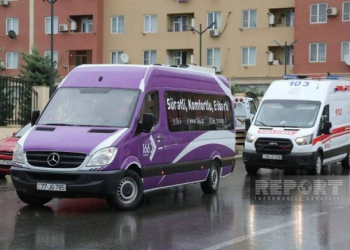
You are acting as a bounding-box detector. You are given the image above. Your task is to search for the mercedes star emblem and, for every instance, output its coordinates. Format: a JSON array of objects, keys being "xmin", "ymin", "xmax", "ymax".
[{"xmin": 47, "ymin": 153, "xmax": 60, "ymax": 167}]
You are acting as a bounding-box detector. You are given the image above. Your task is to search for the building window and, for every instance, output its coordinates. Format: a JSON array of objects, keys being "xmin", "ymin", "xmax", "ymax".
[
  {"xmin": 285, "ymin": 10, "xmax": 295, "ymax": 27},
  {"xmin": 82, "ymin": 18, "xmax": 93, "ymax": 33},
  {"xmin": 343, "ymin": 2, "xmax": 350, "ymax": 21},
  {"xmin": 206, "ymin": 48, "xmax": 221, "ymax": 69},
  {"xmin": 310, "ymin": 3, "xmax": 327, "ymax": 24},
  {"xmin": 111, "ymin": 16, "xmax": 124, "ymax": 34},
  {"xmin": 144, "ymin": 15, "xmax": 157, "ymax": 33},
  {"xmin": 45, "ymin": 51, "xmax": 58, "ymax": 68},
  {"xmin": 172, "ymin": 51, "xmax": 187, "ymax": 65},
  {"xmin": 309, "ymin": 43, "xmax": 326, "ymax": 62},
  {"xmin": 173, "ymin": 15, "xmax": 188, "ymax": 32},
  {"xmin": 111, "ymin": 51, "xmax": 124, "ymax": 64},
  {"xmin": 342, "ymin": 42, "xmax": 350, "ymax": 61},
  {"xmin": 242, "ymin": 10, "xmax": 257, "ymax": 28},
  {"xmin": 45, "ymin": 16, "xmax": 58, "ymax": 34},
  {"xmin": 207, "ymin": 12, "xmax": 222, "ymax": 29},
  {"xmin": 6, "ymin": 18, "xmax": 19, "ymax": 35},
  {"xmin": 241, "ymin": 47, "xmax": 257, "ymax": 66},
  {"xmin": 6, "ymin": 52, "xmax": 18, "ymax": 69},
  {"xmin": 143, "ymin": 50, "xmax": 157, "ymax": 65}
]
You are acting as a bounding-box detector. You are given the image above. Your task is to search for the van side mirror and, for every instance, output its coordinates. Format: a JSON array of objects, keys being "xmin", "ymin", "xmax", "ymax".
[
  {"xmin": 245, "ymin": 118, "xmax": 251, "ymax": 131},
  {"xmin": 141, "ymin": 113, "xmax": 154, "ymax": 133},
  {"xmin": 322, "ymin": 121, "xmax": 332, "ymax": 135},
  {"xmin": 31, "ymin": 110, "xmax": 40, "ymax": 126}
]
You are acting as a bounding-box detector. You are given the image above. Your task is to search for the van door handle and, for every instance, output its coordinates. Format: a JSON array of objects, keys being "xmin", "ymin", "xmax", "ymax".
[{"xmin": 156, "ymin": 135, "xmax": 163, "ymax": 142}]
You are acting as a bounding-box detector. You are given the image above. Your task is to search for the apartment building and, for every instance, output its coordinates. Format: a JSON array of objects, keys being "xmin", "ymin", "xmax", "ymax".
[
  {"xmin": 0, "ymin": 0, "xmax": 104, "ymax": 77},
  {"xmin": 103, "ymin": 0, "xmax": 295, "ymax": 92},
  {"xmin": 294, "ymin": 0, "xmax": 350, "ymax": 76}
]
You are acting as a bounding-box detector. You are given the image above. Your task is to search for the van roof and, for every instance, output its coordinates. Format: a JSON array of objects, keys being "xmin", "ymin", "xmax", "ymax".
[
  {"xmin": 59, "ymin": 64, "xmax": 231, "ymax": 94},
  {"xmin": 263, "ymin": 79, "xmax": 350, "ymax": 102}
]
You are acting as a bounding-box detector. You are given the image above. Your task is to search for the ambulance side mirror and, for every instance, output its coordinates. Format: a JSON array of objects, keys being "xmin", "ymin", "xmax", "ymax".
[{"xmin": 322, "ymin": 121, "xmax": 332, "ymax": 135}]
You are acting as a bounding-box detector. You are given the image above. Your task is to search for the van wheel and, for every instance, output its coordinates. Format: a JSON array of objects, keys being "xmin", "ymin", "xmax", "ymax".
[
  {"xmin": 309, "ymin": 153, "xmax": 323, "ymax": 175},
  {"xmin": 106, "ymin": 170, "xmax": 143, "ymax": 210},
  {"xmin": 201, "ymin": 161, "xmax": 220, "ymax": 193},
  {"xmin": 341, "ymin": 150, "xmax": 350, "ymax": 169},
  {"xmin": 245, "ymin": 165, "xmax": 259, "ymax": 175},
  {"xmin": 16, "ymin": 191, "xmax": 52, "ymax": 206}
]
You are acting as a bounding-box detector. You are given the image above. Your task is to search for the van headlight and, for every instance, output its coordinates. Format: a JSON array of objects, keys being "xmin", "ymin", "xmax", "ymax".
[
  {"xmin": 295, "ymin": 135, "xmax": 313, "ymax": 146},
  {"xmin": 13, "ymin": 144, "xmax": 25, "ymax": 164},
  {"xmin": 87, "ymin": 147, "xmax": 118, "ymax": 167},
  {"xmin": 246, "ymin": 133, "xmax": 255, "ymax": 143}
]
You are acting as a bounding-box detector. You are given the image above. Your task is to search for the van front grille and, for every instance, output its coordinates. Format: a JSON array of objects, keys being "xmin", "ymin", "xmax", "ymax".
[
  {"xmin": 0, "ymin": 151, "xmax": 13, "ymax": 156},
  {"xmin": 255, "ymin": 138, "xmax": 293, "ymax": 155},
  {"xmin": 26, "ymin": 151, "xmax": 86, "ymax": 168}
]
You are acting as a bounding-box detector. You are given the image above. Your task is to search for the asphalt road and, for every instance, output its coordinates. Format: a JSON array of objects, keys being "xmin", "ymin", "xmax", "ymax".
[{"xmin": 1, "ymin": 159, "xmax": 350, "ymax": 250}]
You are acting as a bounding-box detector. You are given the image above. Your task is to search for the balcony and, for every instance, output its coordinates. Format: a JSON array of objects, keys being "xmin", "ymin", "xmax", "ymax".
[
  {"xmin": 267, "ymin": 46, "xmax": 294, "ymax": 75},
  {"xmin": 268, "ymin": 8, "xmax": 295, "ymax": 28},
  {"xmin": 66, "ymin": 15, "xmax": 94, "ymax": 33},
  {"xmin": 166, "ymin": 49, "xmax": 194, "ymax": 65},
  {"xmin": 167, "ymin": 13, "xmax": 194, "ymax": 33}
]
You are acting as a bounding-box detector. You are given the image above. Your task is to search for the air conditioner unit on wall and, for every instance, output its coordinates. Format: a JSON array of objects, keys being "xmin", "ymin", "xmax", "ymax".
[
  {"xmin": 327, "ymin": 7, "xmax": 337, "ymax": 16},
  {"xmin": 267, "ymin": 51, "xmax": 274, "ymax": 63},
  {"xmin": 1, "ymin": 0, "xmax": 9, "ymax": 6},
  {"xmin": 59, "ymin": 24, "xmax": 69, "ymax": 32},
  {"xmin": 0, "ymin": 62, "xmax": 5, "ymax": 70},
  {"xmin": 210, "ymin": 29, "xmax": 220, "ymax": 37},
  {"xmin": 268, "ymin": 14, "xmax": 275, "ymax": 25}
]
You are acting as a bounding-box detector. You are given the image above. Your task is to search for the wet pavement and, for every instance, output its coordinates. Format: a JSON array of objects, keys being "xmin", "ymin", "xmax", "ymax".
[{"xmin": 1, "ymin": 159, "xmax": 350, "ymax": 250}]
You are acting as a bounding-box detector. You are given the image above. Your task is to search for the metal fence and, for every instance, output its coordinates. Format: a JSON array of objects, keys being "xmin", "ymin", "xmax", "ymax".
[{"xmin": 0, "ymin": 76, "xmax": 38, "ymax": 126}]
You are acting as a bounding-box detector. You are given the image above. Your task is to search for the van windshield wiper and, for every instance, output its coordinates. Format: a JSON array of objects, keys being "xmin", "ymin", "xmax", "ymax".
[
  {"xmin": 42, "ymin": 123, "xmax": 74, "ymax": 126},
  {"xmin": 255, "ymin": 120, "xmax": 270, "ymax": 126},
  {"xmin": 274, "ymin": 125, "xmax": 299, "ymax": 128}
]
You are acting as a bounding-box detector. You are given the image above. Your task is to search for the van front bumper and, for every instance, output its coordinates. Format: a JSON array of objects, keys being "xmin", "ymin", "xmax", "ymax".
[
  {"xmin": 11, "ymin": 167, "xmax": 125, "ymax": 198},
  {"xmin": 243, "ymin": 149, "xmax": 317, "ymax": 170}
]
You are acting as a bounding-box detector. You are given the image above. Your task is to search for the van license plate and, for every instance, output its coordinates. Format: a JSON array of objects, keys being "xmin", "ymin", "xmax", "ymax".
[
  {"xmin": 262, "ymin": 154, "xmax": 282, "ymax": 160},
  {"xmin": 37, "ymin": 183, "xmax": 66, "ymax": 192},
  {"xmin": 0, "ymin": 160, "xmax": 12, "ymax": 165}
]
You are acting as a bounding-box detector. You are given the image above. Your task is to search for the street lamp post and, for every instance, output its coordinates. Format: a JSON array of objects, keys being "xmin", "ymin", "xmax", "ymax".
[
  {"xmin": 191, "ymin": 22, "xmax": 216, "ymax": 66},
  {"xmin": 273, "ymin": 39, "xmax": 299, "ymax": 76},
  {"xmin": 47, "ymin": 0, "xmax": 57, "ymax": 97}
]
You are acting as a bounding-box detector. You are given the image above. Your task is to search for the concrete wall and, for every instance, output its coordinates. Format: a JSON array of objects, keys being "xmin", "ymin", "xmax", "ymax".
[
  {"xmin": 0, "ymin": 127, "xmax": 20, "ymax": 140},
  {"xmin": 33, "ymin": 86, "xmax": 50, "ymax": 111}
]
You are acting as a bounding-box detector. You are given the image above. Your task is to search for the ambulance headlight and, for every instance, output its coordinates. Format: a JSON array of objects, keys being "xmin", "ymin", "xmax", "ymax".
[
  {"xmin": 246, "ymin": 133, "xmax": 255, "ymax": 143},
  {"xmin": 13, "ymin": 144, "xmax": 25, "ymax": 164},
  {"xmin": 87, "ymin": 147, "xmax": 118, "ymax": 167},
  {"xmin": 295, "ymin": 135, "xmax": 313, "ymax": 146}
]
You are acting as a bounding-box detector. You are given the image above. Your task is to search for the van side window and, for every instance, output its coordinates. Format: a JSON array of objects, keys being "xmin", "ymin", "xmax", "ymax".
[
  {"xmin": 318, "ymin": 105, "xmax": 329, "ymax": 135},
  {"xmin": 249, "ymin": 101, "xmax": 257, "ymax": 115},
  {"xmin": 141, "ymin": 91, "xmax": 159, "ymax": 125},
  {"xmin": 165, "ymin": 91, "xmax": 233, "ymax": 132}
]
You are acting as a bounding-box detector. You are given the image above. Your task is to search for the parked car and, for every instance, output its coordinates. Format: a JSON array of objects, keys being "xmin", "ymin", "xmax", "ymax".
[
  {"xmin": 244, "ymin": 75, "xmax": 350, "ymax": 175},
  {"xmin": 0, "ymin": 124, "xmax": 31, "ymax": 178},
  {"xmin": 11, "ymin": 65, "xmax": 236, "ymax": 210}
]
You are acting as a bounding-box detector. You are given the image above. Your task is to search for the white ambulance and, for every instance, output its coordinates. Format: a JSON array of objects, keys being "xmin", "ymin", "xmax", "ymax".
[
  {"xmin": 243, "ymin": 75, "xmax": 350, "ymax": 175},
  {"xmin": 234, "ymin": 95, "xmax": 258, "ymax": 132}
]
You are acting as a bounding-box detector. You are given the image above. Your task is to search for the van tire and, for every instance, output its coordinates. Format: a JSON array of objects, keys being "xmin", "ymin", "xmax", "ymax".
[
  {"xmin": 245, "ymin": 165, "xmax": 259, "ymax": 175},
  {"xmin": 106, "ymin": 170, "xmax": 143, "ymax": 210},
  {"xmin": 308, "ymin": 153, "xmax": 323, "ymax": 175},
  {"xmin": 341, "ymin": 151, "xmax": 350, "ymax": 169},
  {"xmin": 16, "ymin": 191, "xmax": 52, "ymax": 206},
  {"xmin": 201, "ymin": 161, "xmax": 220, "ymax": 193}
]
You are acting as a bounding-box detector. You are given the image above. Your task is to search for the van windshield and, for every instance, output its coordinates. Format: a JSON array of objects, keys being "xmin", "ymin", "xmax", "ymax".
[
  {"xmin": 38, "ymin": 88, "xmax": 139, "ymax": 127},
  {"xmin": 254, "ymin": 100, "xmax": 321, "ymax": 128}
]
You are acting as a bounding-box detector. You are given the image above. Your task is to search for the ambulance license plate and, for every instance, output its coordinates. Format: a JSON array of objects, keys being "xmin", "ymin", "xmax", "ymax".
[
  {"xmin": 262, "ymin": 154, "xmax": 282, "ymax": 160},
  {"xmin": 37, "ymin": 183, "xmax": 66, "ymax": 192},
  {"xmin": 0, "ymin": 160, "xmax": 12, "ymax": 165}
]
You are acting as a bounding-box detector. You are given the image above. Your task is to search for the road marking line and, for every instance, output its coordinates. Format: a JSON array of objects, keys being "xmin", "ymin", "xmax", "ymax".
[{"xmin": 202, "ymin": 211, "xmax": 328, "ymax": 250}]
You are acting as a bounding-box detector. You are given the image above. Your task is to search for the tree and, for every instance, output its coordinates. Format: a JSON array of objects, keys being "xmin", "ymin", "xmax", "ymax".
[{"xmin": 19, "ymin": 47, "xmax": 59, "ymax": 86}]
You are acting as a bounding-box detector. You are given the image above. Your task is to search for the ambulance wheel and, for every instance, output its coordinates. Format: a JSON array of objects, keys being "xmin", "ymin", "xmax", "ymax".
[
  {"xmin": 341, "ymin": 150, "xmax": 350, "ymax": 169},
  {"xmin": 245, "ymin": 165, "xmax": 259, "ymax": 175},
  {"xmin": 201, "ymin": 161, "xmax": 220, "ymax": 193},
  {"xmin": 106, "ymin": 170, "xmax": 143, "ymax": 210},
  {"xmin": 17, "ymin": 191, "xmax": 52, "ymax": 207},
  {"xmin": 309, "ymin": 153, "xmax": 323, "ymax": 175}
]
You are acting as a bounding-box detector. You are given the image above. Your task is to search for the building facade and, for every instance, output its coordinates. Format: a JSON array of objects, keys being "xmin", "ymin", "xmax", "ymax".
[
  {"xmin": 0, "ymin": 0, "xmax": 104, "ymax": 77},
  {"xmin": 103, "ymin": 0, "xmax": 295, "ymax": 92},
  {"xmin": 294, "ymin": 0, "xmax": 350, "ymax": 77}
]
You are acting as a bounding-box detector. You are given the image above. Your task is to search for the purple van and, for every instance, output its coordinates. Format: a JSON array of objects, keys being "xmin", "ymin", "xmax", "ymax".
[{"xmin": 11, "ymin": 65, "xmax": 236, "ymax": 210}]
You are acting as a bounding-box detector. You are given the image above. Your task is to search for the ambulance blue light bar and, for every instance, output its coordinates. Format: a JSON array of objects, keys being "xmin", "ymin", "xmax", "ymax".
[{"xmin": 284, "ymin": 74, "xmax": 343, "ymax": 80}]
